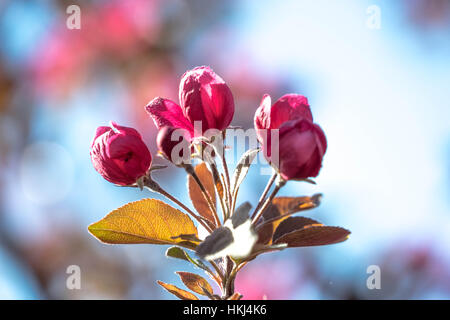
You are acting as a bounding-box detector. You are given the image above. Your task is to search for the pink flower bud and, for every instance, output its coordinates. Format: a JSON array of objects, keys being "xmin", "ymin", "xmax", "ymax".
[
  {"xmin": 156, "ymin": 126, "xmax": 192, "ymax": 166},
  {"xmin": 254, "ymin": 94, "xmax": 312, "ymax": 148},
  {"xmin": 254, "ymin": 94, "xmax": 327, "ymax": 180},
  {"xmin": 90, "ymin": 122, "xmax": 152, "ymax": 186},
  {"xmin": 179, "ymin": 66, "xmax": 234, "ymax": 132},
  {"xmin": 277, "ymin": 119, "xmax": 327, "ymax": 180},
  {"xmin": 146, "ymin": 66, "xmax": 235, "ymax": 165}
]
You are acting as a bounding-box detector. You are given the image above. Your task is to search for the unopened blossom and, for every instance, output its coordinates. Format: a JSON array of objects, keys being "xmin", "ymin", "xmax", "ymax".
[
  {"xmin": 156, "ymin": 126, "xmax": 192, "ymax": 165},
  {"xmin": 146, "ymin": 66, "xmax": 234, "ymax": 163},
  {"xmin": 277, "ymin": 118, "xmax": 327, "ymax": 180},
  {"xmin": 90, "ymin": 122, "xmax": 152, "ymax": 185},
  {"xmin": 179, "ymin": 66, "xmax": 234, "ymax": 132},
  {"xmin": 254, "ymin": 94, "xmax": 327, "ymax": 180}
]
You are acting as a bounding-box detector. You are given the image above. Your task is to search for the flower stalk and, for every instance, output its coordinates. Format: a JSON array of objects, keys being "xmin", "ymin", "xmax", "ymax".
[
  {"xmin": 251, "ymin": 170, "xmax": 277, "ymax": 219},
  {"xmin": 252, "ymin": 175, "xmax": 286, "ymax": 224}
]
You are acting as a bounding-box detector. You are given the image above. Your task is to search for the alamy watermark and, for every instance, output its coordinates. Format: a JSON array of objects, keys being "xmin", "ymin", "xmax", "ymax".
[
  {"xmin": 66, "ymin": 5, "xmax": 81, "ymax": 30},
  {"xmin": 366, "ymin": 5, "xmax": 381, "ymax": 30},
  {"xmin": 66, "ymin": 265, "xmax": 81, "ymax": 290},
  {"xmin": 366, "ymin": 265, "xmax": 381, "ymax": 290},
  {"xmin": 165, "ymin": 122, "xmax": 279, "ymax": 176}
]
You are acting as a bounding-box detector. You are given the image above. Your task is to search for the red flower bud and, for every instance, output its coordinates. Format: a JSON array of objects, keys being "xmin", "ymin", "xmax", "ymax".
[
  {"xmin": 146, "ymin": 66, "xmax": 234, "ymax": 165},
  {"xmin": 179, "ymin": 66, "xmax": 234, "ymax": 132},
  {"xmin": 254, "ymin": 94, "xmax": 312, "ymax": 145},
  {"xmin": 156, "ymin": 126, "xmax": 192, "ymax": 166},
  {"xmin": 254, "ymin": 94, "xmax": 327, "ymax": 180},
  {"xmin": 90, "ymin": 122, "xmax": 152, "ymax": 186},
  {"xmin": 277, "ymin": 119, "xmax": 327, "ymax": 180}
]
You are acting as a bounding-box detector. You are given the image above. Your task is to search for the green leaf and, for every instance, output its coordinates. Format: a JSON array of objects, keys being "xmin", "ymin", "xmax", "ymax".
[
  {"xmin": 88, "ymin": 199, "xmax": 199, "ymax": 249},
  {"xmin": 166, "ymin": 246, "xmax": 190, "ymax": 262},
  {"xmin": 166, "ymin": 246, "xmax": 213, "ymax": 273}
]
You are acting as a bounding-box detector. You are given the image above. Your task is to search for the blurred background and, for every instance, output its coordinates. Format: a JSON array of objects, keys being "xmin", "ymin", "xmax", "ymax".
[{"xmin": 0, "ymin": 0, "xmax": 449, "ymax": 299}]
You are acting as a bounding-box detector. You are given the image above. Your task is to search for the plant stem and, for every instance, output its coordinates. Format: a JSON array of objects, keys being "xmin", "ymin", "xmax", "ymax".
[
  {"xmin": 143, "ymin": 177, "xmax": 213, "ymax": 233},
  {"xmin": 210, "ymin": 261, "xmax": 224, "ymax": 282},
  {"xmin": 251, "ymin": 175, "xmax": 286, "ymax": 224},
  {"xmin": 231, "ymin": 186, "xmax": 239, "ymax": 217},
  {"xmin": 223, "ymin": 262, "xmax": 239, "ymax": 299},
  {"xmin": 250, "ymin": 171, "xmax": 277, "ymax": 219},
  {"xmin": 209, "ymin": 160, "xmax": 228, "ymax": 222},
  {"xmin": 220, "ymin": 132, "xmax": 232, "ymax": 217}
]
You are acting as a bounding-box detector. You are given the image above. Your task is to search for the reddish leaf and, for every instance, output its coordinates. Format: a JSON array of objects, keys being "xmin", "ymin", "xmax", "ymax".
[
  {"xmin": 188, "ymin": 162, "xmax": 217, "ymax": 226},
  {"xmin": 263, "ymin": 194, "xmax": 322, "ymax": 221},
  {"xmin": 273, "ymin": 225, "xmax": 350, "ymax": 247},
  {"xmin": 228, "ymin": 292, "xmax": 243, "ymax": 300},
  {"xmin": 176, "ymin": 272, "xmax": 213, "ymax": 296},
  {"xmin": 272, "ymin": 216, "xmax": 322, "ymax": 243},
  {"xmin": 256, "ymin": 223, "xmax": 275, "ymax": 245},
  {"xmin": 247, "ymin": 242, "xmax": 287, "ymax": 262},
  {"xmin": 256, "ymin": 194, "xmax": 322, "ymax": 245},
  {"xmin": 157, "ymin": 280, "xmax": 199, "ymax": 300},
  {"xmin": 212, "ymin": 166, "xmax": 225, "ymax": 201}
]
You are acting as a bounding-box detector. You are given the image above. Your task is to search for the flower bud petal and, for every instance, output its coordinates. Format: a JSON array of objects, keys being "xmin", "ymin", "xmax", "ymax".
[{"xmin": 145, "ymin": 97, "xmax": 194, "ymax": 133}]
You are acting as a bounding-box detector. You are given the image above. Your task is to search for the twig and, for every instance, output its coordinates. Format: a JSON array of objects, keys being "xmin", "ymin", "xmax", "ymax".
[
  {"xmin": 251, "ymin": 175, "xmax": 286, "ymax": 224},
  {"xmin": 250, "ymin": 171, "xmax": 277, "ymax": 218},
  {"xmin": 220, "ymin": 131, "xmax": 232, "ymax": 217}
]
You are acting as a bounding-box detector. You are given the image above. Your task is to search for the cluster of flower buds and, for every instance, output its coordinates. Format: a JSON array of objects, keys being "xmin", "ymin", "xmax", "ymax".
[{"xmin": 90, "ymin": 66, "xmax": 327, "ymax": 185}]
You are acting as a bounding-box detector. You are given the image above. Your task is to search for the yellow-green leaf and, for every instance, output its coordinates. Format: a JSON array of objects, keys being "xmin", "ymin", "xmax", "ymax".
[
  {"xmin": 157, "ymin": 280, "xmax": 199, "ymax": 300},
  {"xmin": 166, "ymin": 246, "xmax": 190, "ymax": 262},
  {"xmin": 88, "ymin": 199, "xmax": 199, "ymax": 249},
  {"xmin": 176, "ymin": 271, "xmax": 213, "ymax": 296}
]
